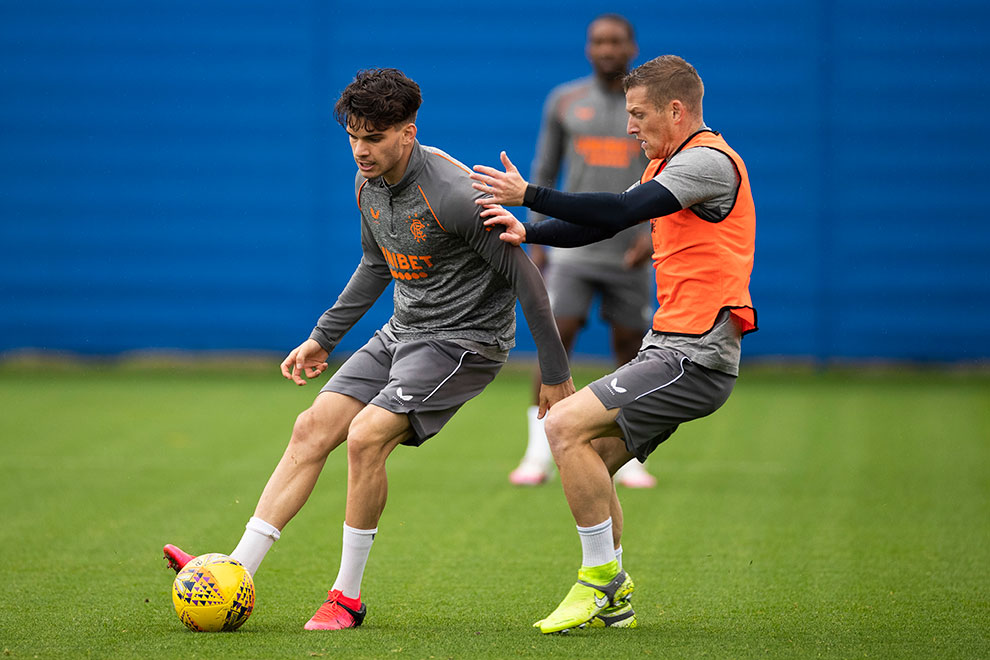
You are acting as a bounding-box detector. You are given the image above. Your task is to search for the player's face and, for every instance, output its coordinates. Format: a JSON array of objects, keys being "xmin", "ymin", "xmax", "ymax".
[
  {"xmin": 625, "ymin": 85, "xmax": 677, "ymax": 161},
  {"xmin": 347, "ymin": 119, "xmax": 416, "ymax": 183},
  {"xmin": 586, "ymin": 19, "xmax": 637, "ymax": 79}
]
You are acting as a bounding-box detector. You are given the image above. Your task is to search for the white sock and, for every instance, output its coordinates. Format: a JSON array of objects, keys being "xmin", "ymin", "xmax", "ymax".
[
  {"xmin": 615, "ymin": 545, "xmax": 624, "ymax": 571},
  {"xmin": 230, "ymin": 516, "xmax": 281, "ymax": 576},
  {"xmin": 331, "ymin": 523, "xmax": 378, "ymax": 600},
  {"xmin": 577, "ymin": 517, "xmax": 615, "ymax": 568},
  {"xmin": 521, "ymin": 405, "xmax": 552, "ymax": 468}
]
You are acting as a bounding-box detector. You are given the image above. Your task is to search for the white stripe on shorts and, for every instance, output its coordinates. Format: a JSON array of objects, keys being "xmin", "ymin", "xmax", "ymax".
[
  {"xmin": 421, "ymin": 350, "xmax": 477, "ymax": 402},
  {"xmin": 633, "ymin": 356, "xmax": 689, "ymax": 401}
]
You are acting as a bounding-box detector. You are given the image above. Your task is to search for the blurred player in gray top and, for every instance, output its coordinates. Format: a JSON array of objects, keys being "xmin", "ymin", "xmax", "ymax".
[
  {"xmin": 163, "ymin": 68, "xmax": 574, "ymax": 632},
  {"xmin": 511, "ymin": 14, "xmax": 657, "ymax": 489}
]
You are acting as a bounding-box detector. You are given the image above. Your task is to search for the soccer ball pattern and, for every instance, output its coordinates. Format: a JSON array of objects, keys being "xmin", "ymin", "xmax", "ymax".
[{"xmin": 172, "ymin": 553, "xmax": 255, "ymax": 632}]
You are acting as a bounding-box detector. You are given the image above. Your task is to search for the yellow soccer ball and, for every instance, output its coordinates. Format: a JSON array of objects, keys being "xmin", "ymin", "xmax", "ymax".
[{"xmin": 171, "ymin": 553, "xmax": 255, "ymax": 632}]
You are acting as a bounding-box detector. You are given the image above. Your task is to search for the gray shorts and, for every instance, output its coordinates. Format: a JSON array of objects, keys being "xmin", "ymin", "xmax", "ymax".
[
  {"xmin": 321, "ymin": 330, "xmax": 503, "ymax": 446},
  {"xmin": 588, "ymin": 347, "xmax": 736, "ymax": 461},
  {"xmin": 544, "ymin": 262, "xmax": 653, "ymax": 329}
]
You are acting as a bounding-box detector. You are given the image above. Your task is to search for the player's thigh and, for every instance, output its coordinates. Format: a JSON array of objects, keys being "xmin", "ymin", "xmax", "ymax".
[
  {"xmin": 544, "ymin": 387, "xmax": 622, "ymax": 446},
  {"xmin": 544, "ymin": 262, "xmax": 595, "ymax": 322}
]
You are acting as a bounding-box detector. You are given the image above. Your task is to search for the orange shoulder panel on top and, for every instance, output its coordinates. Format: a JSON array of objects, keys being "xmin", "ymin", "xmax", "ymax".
[
  {"xmin": 356, "ymin": 179, "xmax": 368, "ymax": 209},
  {"xmin": 554, "ymin": 83, "xmax": 591, "ymax": 121},
  {"xmin": 417, "ymin": 185, "xmax": 445, "ymax": 232},
  {"xmin": 426, "ymin": 150, "xmax": 471, "ymax": 174}
]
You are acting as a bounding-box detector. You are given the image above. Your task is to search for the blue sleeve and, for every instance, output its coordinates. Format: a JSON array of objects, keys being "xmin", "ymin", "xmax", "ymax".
[
  {"xmin": 520, "ymin": 179, "xmax": 681, "ymax": 248},
  {"xmin": 524, "ymin": 219, "xmax": 620, "ymax": 247},
  {"xmin": 525, "ymin": 179, "xmax": 682, "ymax": 231}
]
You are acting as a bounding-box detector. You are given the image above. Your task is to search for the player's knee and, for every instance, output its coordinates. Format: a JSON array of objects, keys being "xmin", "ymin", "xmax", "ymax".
[
  {"xmin": 345, "ymin": 417, "xmax": 389, "ymax": 465},
  {"xmin": 289, "ymin": 407, "xmax": 338, "ymax": 459},
  {"xmin": 543, "ymin": 405, "xmax": 582, "ymax": 455}
]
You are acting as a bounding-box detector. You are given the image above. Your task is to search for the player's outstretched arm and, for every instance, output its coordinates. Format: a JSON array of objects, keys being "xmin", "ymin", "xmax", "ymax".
[
  {"xmin": 470, "ymin": 151, "xmax": 528, "ymax": 206},
  {"xmin": 280, "ymin": 338, "xmax": 330, "ymax": 386},
  {"xmin": 480, "ymin": 203, "xmax": 620, "ymax": 250},
  {"xmin": 537, "ymin": 379, "xmax": 576, "ymax": 419},
  {"xmin": 477, "ymin": 152, "xmax": 682, "ymax": 234}
]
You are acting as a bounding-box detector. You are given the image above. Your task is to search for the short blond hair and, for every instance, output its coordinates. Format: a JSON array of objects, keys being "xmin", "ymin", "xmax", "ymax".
[{"xmin": 623, "ymin": 55, "xmax": 704, "ymax": 115}]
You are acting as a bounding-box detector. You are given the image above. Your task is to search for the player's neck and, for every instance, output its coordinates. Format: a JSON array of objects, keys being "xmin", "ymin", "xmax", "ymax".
[
  {"xmin": 383, "ymin": 145, "xmax": 415, "ymax": 186},
  {"xmin": 596, "ymin": 71, "xmax": 627, "ymax": 93},
  {"xmin": 665, "ymin": 122, "xmax": 708, "ymax": 160}
]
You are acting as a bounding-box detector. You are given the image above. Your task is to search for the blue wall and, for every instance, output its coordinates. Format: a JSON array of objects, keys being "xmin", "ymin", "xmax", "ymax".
[{"xmin": 2, "ymin": 1, "xmax": 988, "ymax": 361}]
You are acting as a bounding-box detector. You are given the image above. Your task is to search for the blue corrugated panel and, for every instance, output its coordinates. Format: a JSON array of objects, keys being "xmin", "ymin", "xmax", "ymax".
[{"xmin": 1, "ymin": 0, "xmax": 988, "ymax": 361}]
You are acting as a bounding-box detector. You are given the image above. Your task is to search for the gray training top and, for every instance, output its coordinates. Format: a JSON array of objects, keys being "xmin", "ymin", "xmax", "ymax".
[
  {"xmin": 310, "ymin": 141, "xmax": 571, "ymax": 386},
  {"xmin": 529, "ymin": 76, "xmax": 650, "ymax": 267}
]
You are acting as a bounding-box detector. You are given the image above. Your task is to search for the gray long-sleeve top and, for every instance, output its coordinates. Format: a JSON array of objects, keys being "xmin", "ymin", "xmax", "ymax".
[
  {"xmin": 310, "ymin": 141, "xmax": 570, "ymax": 385},
  {"xmin": 530, "ymin": 76, "xmax": 650, "ymax": 267}
]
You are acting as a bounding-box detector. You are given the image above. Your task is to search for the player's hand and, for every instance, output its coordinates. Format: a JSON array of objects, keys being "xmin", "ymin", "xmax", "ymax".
[
  {"xmin": 481, "ymin": 204, "xmax": 527, "ymax": 246},
  {"xmin": 470, "ymin": 151, "xmax": 528, "ymax": 206},
  {"xmin": 537, "ymin": 378, "xmax": 576, "ymax": 418},
  {"xmin": 280, "ymin": 339, "xmax": 330, "ymax": 386}
]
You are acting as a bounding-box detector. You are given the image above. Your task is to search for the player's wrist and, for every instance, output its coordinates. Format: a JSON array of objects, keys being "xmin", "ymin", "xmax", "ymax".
[
  {"xmin": 520, "ymin": 223, "xmax": 535, "ymax": 243},
  {"xmin": 308, "ymin": 330, "xmax": 334, "ymax": 354},
  {"xmin": 523, "ymin": 184, "xmax": 539, "ymax": 206}
]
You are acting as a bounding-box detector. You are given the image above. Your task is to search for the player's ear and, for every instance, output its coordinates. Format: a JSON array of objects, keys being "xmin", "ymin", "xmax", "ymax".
[{"xmin": 401, "ymin": 121, "xmax": 417, "ymax": 144}]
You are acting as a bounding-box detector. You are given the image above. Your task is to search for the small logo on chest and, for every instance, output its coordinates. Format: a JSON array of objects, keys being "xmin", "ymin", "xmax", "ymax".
[
  {"xmin": 409, "ymin": 215, "xmax": 428, "ymax": 243},
  {"xmin": 575, "ymin": 106, "xmax": 595, "ymax": 121}
]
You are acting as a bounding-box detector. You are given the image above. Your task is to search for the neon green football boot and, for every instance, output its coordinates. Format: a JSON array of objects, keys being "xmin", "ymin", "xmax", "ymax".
[
  {"xmin": 587, "ymin": 597, "xmax": 637, "ymax": 628},
  {"xmin": 535, "ymin": 560, "xmax": 634, "ymax": 634}
]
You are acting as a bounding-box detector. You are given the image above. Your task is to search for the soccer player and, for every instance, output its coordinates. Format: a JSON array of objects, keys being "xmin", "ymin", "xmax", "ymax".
[
  {"xmin": 510, "ymin": 13, "xmax": 658, "ymax": 490},
  {"xmin": 470, "ymin": 55, "xmax": 757, "ymax": 633},
  {"xmin": 164, "ymin": 68, "xmax": 574, "ymax": 631}
]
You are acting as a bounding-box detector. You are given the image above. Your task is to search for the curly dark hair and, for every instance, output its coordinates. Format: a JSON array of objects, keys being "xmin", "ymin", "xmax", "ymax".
[{"xmin": 333, "ymin": 68, "xmax": 422, "ymax": 131}]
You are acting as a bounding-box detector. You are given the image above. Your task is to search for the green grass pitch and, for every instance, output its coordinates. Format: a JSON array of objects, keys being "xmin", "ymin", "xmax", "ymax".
[{"xmin": 0, "ymin": 359, "xmax": 987, "ymax": 658}]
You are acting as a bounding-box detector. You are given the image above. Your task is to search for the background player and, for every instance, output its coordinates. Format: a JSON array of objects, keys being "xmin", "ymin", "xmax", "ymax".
[
  {"xmin": 164, "ymin": 68, "xmax": 574, "ymax": 631},
  {"xmin": 510, "ymin": 13, "xmax": 657, "ymax": 489}
]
